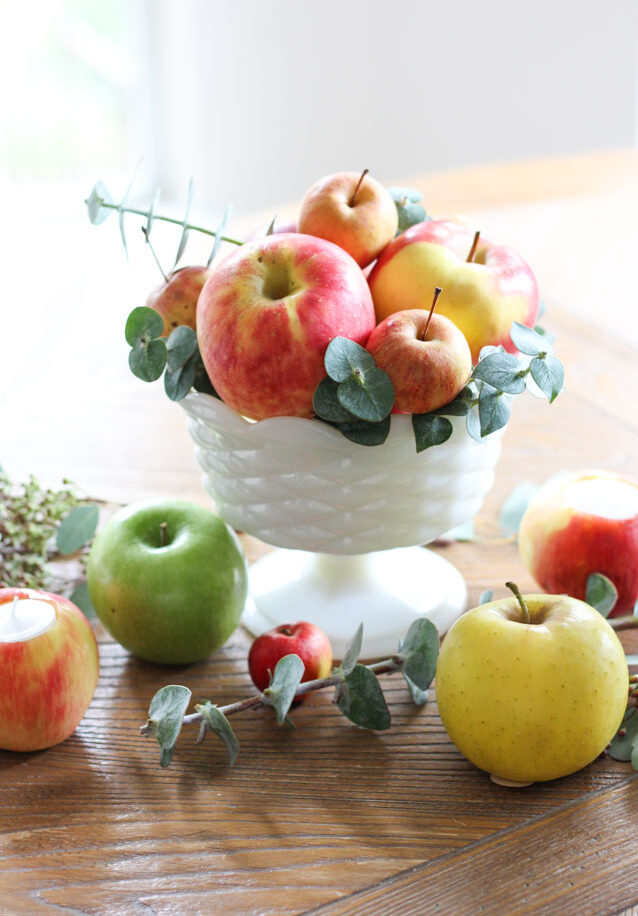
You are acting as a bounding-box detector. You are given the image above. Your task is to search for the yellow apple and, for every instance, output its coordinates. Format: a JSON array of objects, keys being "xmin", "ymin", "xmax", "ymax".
[{"xmin": 435, "ymin": 587, "xmax": 628, "ymax": 784}]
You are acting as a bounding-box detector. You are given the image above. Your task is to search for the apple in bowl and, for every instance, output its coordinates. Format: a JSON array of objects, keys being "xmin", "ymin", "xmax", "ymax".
[
  {"xmin": 145, "ymin": 265, "xmax": 209, "ymax": 336},
  {"xmin": 298, "ymin": 170, "xmax": 398, "ymax": 268},
  {"xmin": 368, "ymin": 219, "xmax": 539, "ymax": 363},
  {"xmin": 518, "ymin": 469, "xmax": 638, "ymax": 616},
  {"xmin": 197, "ymin": 232, "xmax": 376, "ymax": 420}
]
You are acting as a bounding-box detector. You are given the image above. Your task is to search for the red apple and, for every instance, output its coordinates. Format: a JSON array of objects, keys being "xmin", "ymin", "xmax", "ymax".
[
  {"xmin": 0, "ymin": 588, "xmax": 99, "ymax": 752},
  {"xmin": 145, "ymin": 265, "xmax": 209, "ymax": 337},
  {"xmin": 248, "ymin": 621, "xmax": 333, "ymax": 699},
  {"xmin": 196, "ymin": 233, "xmax": 376, "ymax": 420},
  {"xmin": 518, "ymin": 469, "xmax": 638, "ymax": 617},
  {"xmin": 365, "ymin": 303, "xmax": 472, "ymax": 414},
  {"xmin": 298, "ymin": 171, "xmax": 398, "ymax": 268},
  {"xmin": 368, "ymin": 219, "xmax": 539, "ymax": 363}
]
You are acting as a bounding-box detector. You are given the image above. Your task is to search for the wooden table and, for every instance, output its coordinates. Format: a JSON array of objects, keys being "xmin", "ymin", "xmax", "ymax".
[{"xmin": 2, "ymin": 150, "xmax": 638, "ymax": 915}]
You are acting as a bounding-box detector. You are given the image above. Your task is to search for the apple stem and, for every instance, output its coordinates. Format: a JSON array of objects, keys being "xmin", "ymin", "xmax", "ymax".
[
  {"xmin": 141, "ymin": 227, "xmax": 168, "ymax": 281},
  {"xmin": 349, "ymin": 168, "xmax": 370, "ymax": 207},
  {"xmin": 466, "ymin": 230, "xmax": 481, "ymax": 263},
  {"xmin": 420, "ymin": 287, "xmax": 442, "ymax": 341},
  {"xmin": 159, "ymin": 522, "xmax": 168, "ymax": 548},
  {"xmin": 505, "ymin": 581, "xmax": 531, "ymax": 624}
]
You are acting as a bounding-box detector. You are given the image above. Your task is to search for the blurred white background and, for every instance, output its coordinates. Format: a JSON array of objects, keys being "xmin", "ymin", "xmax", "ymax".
[{"xmin": 1, "ymin": 0, "xmax": 637, "ymax": 491}]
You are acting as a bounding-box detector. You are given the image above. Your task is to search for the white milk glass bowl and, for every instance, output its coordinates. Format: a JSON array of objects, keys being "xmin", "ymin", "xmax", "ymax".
[{"xmin": 180, "ymin": 392, "xmax": 505, "ymax": 657}]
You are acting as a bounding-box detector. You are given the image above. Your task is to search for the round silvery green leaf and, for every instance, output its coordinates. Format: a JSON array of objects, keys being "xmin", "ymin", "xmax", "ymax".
[
  {"xmin": 338, "ymin": 416, "xmax": 391, "ymax": 446},
  {"xmin": 412, "ymin": 414, "xmax": 453, "ymax": 453},
  {"xmin": 478, "ymin": 387, "xmax": 512, "ymax": 437},
  {"xmin": 85, "ymin": 181, "xmax": 114, "ymax": 225},
  {"xmin": 530, "ymin": 355, "xmax": 564, "ymax": 402},
  {"xmin": 585, "ymin": 572, "xmax": 618, "ymax": 617},
  {"xmin": 472, "ymin": 350, "xmax": 526, "ymax": 394},
  {"xmin": 164, "ymin": 356, "xmax": 197, "ymax": 401},
  {"xmin": 56, "ymin": 505, "xmax": 99, "ymax": 556},
  {"xmin": 125, "ymin": 306, "xmax": 165, "ymax": 347},
  {"xmin": 313, "ymin": 377, "xmax": 356, "ymax": 423},
  {"xmin": 129, "ymin": 339, "xmax": 167, "ymax": 382},
  {"xmin": 324, "ymin": 337, "xmax": 375, "ymax": 382},
  {"xmin": 166, "ymin": 325, "xmax": 198, "ymax": 371},
  {"xmin": 510, "ymin": 321, "xmax": 550, "ymax": 356},
  {"xmin": 337, "ymin": 367, "xmax": 394, "ymax": 422}
]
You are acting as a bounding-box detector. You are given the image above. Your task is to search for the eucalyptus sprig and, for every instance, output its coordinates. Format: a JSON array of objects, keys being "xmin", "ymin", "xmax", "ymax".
[
  {"xmin": 140, "ymin": 619, "xmax": 439, "ymax": 768},
  {"xmin": 387, "ymin": 186, "xmax": 429, "ymax": 235}
]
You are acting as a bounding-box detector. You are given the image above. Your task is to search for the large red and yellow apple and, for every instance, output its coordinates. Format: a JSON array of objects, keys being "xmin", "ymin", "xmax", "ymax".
[
  {"xmin": 436, "ymin": 587, "xmax": 628, "ymax": 784},
  {"xmin": 368, "ymin": 219, "xmax": 539, "ymax": 362},
  {"xmin": 298, "ymin": 171, "xmax": 398, "ymax": 268},
  {"xmin": 0, "ymin": 588, "xmax": 100, "ymax": 752},
  {"xmin": 365, "ymin": 302, "xmax": 472, "ymax": 414},
  {"xmin": 196, "ymin": 232, "xmax": 376, "ymax": 420},
  {"xmin": 145, "ymin": 265, "xmax": 209, "ymax": 336},
  {"xmin": 519, "ymin": 469, "xmax": 638, "ymax": 616}
]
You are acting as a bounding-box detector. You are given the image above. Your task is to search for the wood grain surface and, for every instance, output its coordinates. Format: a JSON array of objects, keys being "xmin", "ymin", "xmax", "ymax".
[{"xmin": 2, "ymin": 151, "xmax": 638, "ymax": 915}]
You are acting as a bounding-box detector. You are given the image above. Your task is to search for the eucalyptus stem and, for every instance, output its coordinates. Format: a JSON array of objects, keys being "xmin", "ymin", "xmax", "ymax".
[
  {"xmin": 180, "ymin": 657, "xmax": 401, "ymax": 728},
  {"xmin": 98, "ymin": 201, "xmax": 243, "ymax": 247},
  {"xmin": 609, "ymin": 616, "xmax": 638, "ymax": 631}
]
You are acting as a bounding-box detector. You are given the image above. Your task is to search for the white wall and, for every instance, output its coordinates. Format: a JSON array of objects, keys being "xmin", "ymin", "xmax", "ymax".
[{"xmin": 144, "ymin": 0, "xmax": 638, "ymax": 216}]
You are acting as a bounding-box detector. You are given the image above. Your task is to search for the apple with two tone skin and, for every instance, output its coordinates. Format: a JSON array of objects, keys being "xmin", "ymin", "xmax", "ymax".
[
  {"xmin": 368, "ymin": 219, "xmax": 539, "ymax": 363},
  {"xmin": 87, "ymin": 499, "xmax": 247, "ymax": 665},
  {"xmin": 298, "ymin": 171, "xmax": 398, "ymax": 268},
  {"xmin": 196, "ymin": 232, "xmax": 376, "ymax": 420},
  {"xmin": 248, "ymin": 621, "xmax": 333, "ymax": 700},
  {"xmin": 519, "ymin": 469, "xmax": 638, "ymax": 617},
  {"xmin": 435, "ymin": 585, "xmax": 628, "ymax": 785},
  {"xmin": 0, "ymin": 588, "xmax": 99, "ymax": 752},
  {"xmin": 365, "ymin": 295, "xmax": 472, "ymax": 414},
  {"xmin": 145, "ymin": 265, "xmax": 209, "ymax": 336}
]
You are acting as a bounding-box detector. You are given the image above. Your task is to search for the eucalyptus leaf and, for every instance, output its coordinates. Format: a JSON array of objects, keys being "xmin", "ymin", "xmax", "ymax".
[
  {"xmin": 313, "ymin": 377, "xmax": 356, "ymax": 423},
  {"xmin": 336, "ymin": 664, "xmax": 391, "ymax": 730},
  {"xmin": 403, "ymin": 672, "xmax": 430, "ymax": 706},
  {"xmin": 324, "ymin": 337, "xmax": 375, "ymax": 383},
  {"xmin": 85, "ymin": 181, "xmax": 114, "ymax": 225},
  {"xmin": 207, "ymin": 202, "xmax": 233, "ymax": 267},
  {"xmin": 164, "ymin": 356, "xmax": 197, "ymax": 401},
  {"xmin": 585, "ymin": 572, "xmax": 618, "ymax": 617},
  {"xmin": 340, "ymin": 623, "xmax": 364, "ymax": 677},
  {"xmin": 412, "ymin": 414, "xmax": 453, "ymax": 453},
  {"xmin": 166, "ymin": 326, "xmax": 199, "ymax": 371},
  {"xmin": 265, "ymin": 214, "xmax": 277, "ymax": 236},
  {"xmin": 338, "ymin": 416, "xmax": 391, "ymax": 446},
  {"xmin": 125, "ymin": 306, "xmax": 165, "ymax": 347},
  {"xmin": 387, "ymin": 187, "xmax": 424, "ymax": 204},
  {"xmin": 607, "ymin": 709, "xmax": 638, "ymax": 762},
  {"xmin": 69, "ymin": 580, "xmax": 96, "ymax": 618},
  {"xmin": 432, "ymin": 387, "xmax": 473, "ymax": 416},
  {"xmin": 472, "ymin": 350, "xmax": 526, "ymax": 394},
  {"xmin": 262, "ymin": 654, "xmax": 304, "ymax": 725},
  {"xmin": 174, "ymin": 177, "xmax": 195, "ymax": 269},
  {"xmin": 510, "ymin": 321, "xmax": 549, "ymax": 356},
  {"xmin": 129, "ymin": 339, "xmax": 167, "ymax": 382},
  {"xmin": 499, "ymin": 482, "xmax": 539, "ymax": 535},
  {"xmin": 196, "ymin": 701, "xmax": 239, "ymax": 765},
  {"xmin": 145, "ymin": 186, "xmax": 162, "ymax": 238},
  {"xmin": 397, "ymin": 617, "xmax": 439, "ymax": 690},
  {"xmin": 56, "ymin": 505, "xmax": 99, "ymax": 556},
  {"xmin": 478, "ymin": 344, "xmax": 502, "ymax": 362},
  {"xmin": 117, "ymin": 159, "xmax": 142, "ymax": 258},
  {"xmin": 478, "ymin": 589, "xmax": 493, "ymax": 605},
  {"xmin": 478, "ymin": 387, "xmax": 512, "ymax": 437},
  {"xmin": 466, "ymin": 404, "xmax": 482, "ymax": 442},
  {"xmin": 143, "ymin": 684, "xmax": 192, "ymax": 767},
  {"xmin": 337, "ymin": 367, "xmax": 394, "ymax": 422},
  {"xmin": 530, "ymin": 355, "xmax": 564, "ymax": 402}
]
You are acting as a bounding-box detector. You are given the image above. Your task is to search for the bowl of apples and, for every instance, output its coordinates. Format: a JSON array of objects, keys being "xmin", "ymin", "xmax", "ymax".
[{"xmin": 89, "ymin": 168, "xmax": 561, "ymax": 657}]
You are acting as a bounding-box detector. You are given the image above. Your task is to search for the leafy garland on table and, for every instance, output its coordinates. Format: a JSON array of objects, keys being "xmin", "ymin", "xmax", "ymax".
[{"xmin": 86, "ymin": 178, "xmax": 565, "ymax": 451}]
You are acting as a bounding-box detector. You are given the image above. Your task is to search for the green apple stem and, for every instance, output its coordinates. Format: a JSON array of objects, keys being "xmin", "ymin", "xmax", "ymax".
[
  {"xmin": 159, "ymin": 522, "xmax": 168, "ymax": 548},
  {"xmin": 466, "ymin": 230, "xmax": 481, "ymax": 263},
  {"xmin": 505, "ymin": 581, "xmax": 531, "ymax": 624},
  {"xmin": 420, "ymin": 287, "xmax": 443, "ymax": 341},
  {"xmin": 349, "ymin": 168, "xmax": 370, "ymax": 207},
  {"xmin": 141, "ymin": 227, "xmax": 168, "ymax": 281}
]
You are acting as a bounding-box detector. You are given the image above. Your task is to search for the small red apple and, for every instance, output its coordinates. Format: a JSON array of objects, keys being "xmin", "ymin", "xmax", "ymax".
[
  {"xmin": 368, "ymin": 219, "xmax": 538, "ymax": 363},
  {"xmin": 365, "ymin": 293, "xmax": 472, "ymax": 414},
  {"xmin": 196, "ymin": 232, "xmax": 376, "ymax": 420},
  {"xmin": 518, "ymin": 469, "xmax": 638, "ymax": 617},
  {"xmin": 145, "ymin": 265, "xmax": 209, "ymax": 337},
  {"xmin": 298, "ymin": 170, "xmax": 398, "ymax": 268},
  {"xmin": 248, "ymin": 621, "xmax": 333, "ymax": 698},
  {"xmin": 0, "ymin": 588, "xmax": 100, "ymax": 752}
]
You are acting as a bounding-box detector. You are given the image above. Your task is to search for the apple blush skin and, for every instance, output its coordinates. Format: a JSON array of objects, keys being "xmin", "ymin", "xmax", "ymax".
[
  {"xmin": 366, "ymin": 309, "xmax": 472, "ymax": 414},
  {"xmin": 145, "ymin": 265, "xmax": 209, "ymax": 337},
  {"xmin": 368, "ymin": 219, "xmax": 539, "ymax": 363},
  {"xmin": 519, "ymin": 471, "xmax": 638, "ymax": 617},
  {"xmin": 298, "ymin": 171, "xmax": 398, "ymax": 268},
  {"xmin": 248, "ymin": 622, "xmax": 333, "ymax": 698},
  {"xmin": 0, "ymin": 588, "xmax": 99, "ymax": 752},
  {"xmin": 435, "ymin": 594, "xmax": 628, "ymax": 784},
  {"xmin": 197, "ymin": 233, "xmax": 376, "ymax": 420}
]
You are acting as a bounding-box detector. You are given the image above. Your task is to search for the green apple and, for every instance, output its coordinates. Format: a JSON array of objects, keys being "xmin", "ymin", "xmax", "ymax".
[
  {"xmin": 87, "ymin": 500, "xmax": 247, "ymax": 664},
  {"xmin": 435, "ymin": 586, "xmax": 628, "ymax": 785}
]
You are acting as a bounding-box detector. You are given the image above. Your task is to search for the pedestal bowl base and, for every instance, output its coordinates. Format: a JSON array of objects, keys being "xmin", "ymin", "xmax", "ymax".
[{"xmin": 241, "ymin": 546, "xmax": 467, "ymax": 659}]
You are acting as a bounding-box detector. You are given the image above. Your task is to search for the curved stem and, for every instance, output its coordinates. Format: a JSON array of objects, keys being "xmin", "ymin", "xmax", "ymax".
[
  {"xmin": 349, "ymin": 168, "xmax": 369, "ymax": 207},
  {"xmin": 505, "ymin": 581, "xmax": 531, "ymax": 625},
  {"xmin": 466, "ymin": 230, "xmax": 481, "ymax": 263}
]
